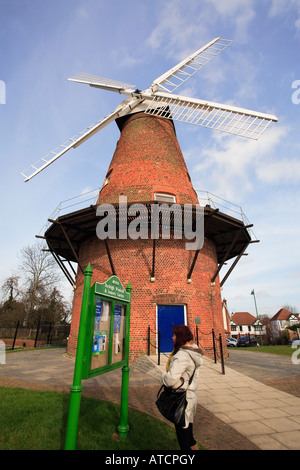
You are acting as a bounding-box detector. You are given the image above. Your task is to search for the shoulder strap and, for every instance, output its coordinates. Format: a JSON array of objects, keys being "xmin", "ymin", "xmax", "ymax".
[
  {"xmin": 188, "ymin": 366, "xmax": 196, "ymax": 385},
  {"xmin": 157, "ymin": 378, "xmax": 184, "ymax": 398},
  {"xmin": 180, "ymin": 348, "xmax": 197, "ymax": 384}
]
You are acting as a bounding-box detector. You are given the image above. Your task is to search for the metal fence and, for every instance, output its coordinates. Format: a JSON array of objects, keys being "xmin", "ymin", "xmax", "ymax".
[
  {"xmin": 0, "ymin": 320, "xmax": 70, "ymax": 350},
  {"xmin": 147, "ymin": 325, "xmax": 225, "ymax": 374}
]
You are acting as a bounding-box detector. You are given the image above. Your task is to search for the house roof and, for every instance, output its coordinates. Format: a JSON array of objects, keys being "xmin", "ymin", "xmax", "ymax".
[
  {"xmin": 259, "ymin": 316, "xmax": 270, "ymax": 325},
  {"xmin": 270, "ymin": 308, "xmax": 298, "ymax": 321},
  {"xmin": 231, "ymin": 312, "xmax": 257, "ymax": 325}
]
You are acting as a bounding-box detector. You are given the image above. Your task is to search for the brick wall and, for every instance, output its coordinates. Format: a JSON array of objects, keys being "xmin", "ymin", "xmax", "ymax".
[
  {"xmin": 97, "ymin": 113, "xmax": 199, "ymax": 205},
  {"xmin": 67, "ymin": 236, "xmax": 226, "ymax": 362},
  {"xmin": 2, "ymin": 339, "xmax": 46, "ymax": 349},
  {"xmin": 67, "ymin": 111, "xmax": 227, "ymax": 363}
]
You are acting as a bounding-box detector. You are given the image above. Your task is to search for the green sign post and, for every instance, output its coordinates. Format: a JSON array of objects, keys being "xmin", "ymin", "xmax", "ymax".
[{"xmin": 64, "ymin": 263, "xmax": 132, "ymax": 450}]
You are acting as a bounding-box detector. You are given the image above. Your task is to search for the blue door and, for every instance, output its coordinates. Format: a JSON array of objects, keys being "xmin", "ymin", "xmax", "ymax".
[{"xmin": 157, "ymin": 305, "xmax": 185, "ymax": 353}]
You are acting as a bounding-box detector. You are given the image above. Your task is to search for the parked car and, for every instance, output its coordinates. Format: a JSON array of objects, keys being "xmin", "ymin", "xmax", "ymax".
[
  {"xmin": 226, "ymin": 337, "xmax": 237, "ymax": 347},
  {"xmin": 290, "ymin": 337, "xmax": 300, "ymax": 347},
  {"xmin": 228, "ymin": 337, "xmax": 238, "ymax": 344},
  {"xmin": 237, "ymin": 336, "xmax": 258, "ymax": 347}
]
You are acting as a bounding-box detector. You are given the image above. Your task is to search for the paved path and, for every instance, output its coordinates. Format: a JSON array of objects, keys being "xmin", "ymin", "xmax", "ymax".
[
  {"xmin": 1, "ymin": 348, "xmax": 300, "ymax": 450},
  {"xmin": 226, "ymin": 349, "xmax": 300, "ymax": 398}
]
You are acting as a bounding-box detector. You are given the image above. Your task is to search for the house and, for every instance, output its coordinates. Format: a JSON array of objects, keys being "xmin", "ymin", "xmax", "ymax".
[
  {"xmin": 230, "ymin": 312, "xmax": 264, "ymax": 342},
  {"xmin": 270, "ymin": 308, "xmax": 300, "ymax": 340}
]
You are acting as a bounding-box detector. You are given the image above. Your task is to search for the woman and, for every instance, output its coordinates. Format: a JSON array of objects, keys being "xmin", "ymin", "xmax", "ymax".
[{"xmin": 161, "ymin": 324, "xmax": 205, "ymax": 451}]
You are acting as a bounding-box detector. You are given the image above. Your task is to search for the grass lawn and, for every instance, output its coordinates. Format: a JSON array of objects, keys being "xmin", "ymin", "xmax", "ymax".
[
  {"xmin": 0, "ymin": 387, "xmax": 185, "ymax": 450},
  {"xmin": 235, "ymin": 345, "xmax": 296, "ymax": 356}
]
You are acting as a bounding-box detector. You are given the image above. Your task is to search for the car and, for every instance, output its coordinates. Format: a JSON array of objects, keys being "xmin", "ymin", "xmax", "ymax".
[
  {"xmin": 237, "ymin": 336, "xmax": 258, "ymax": 347},
  {"xmin": 226, "ymin": 337, "xmax": 237, "ymax": 347},
  {"xmin": 291, "ymin": 337, "xmax": 300, "ymax": 347},
  {"xmin": 228, "ymin": 337, "xmax": 238, "ymax": 344}
]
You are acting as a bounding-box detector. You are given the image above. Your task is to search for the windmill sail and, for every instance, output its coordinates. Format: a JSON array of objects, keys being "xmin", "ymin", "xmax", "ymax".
[
  {"xmin": 152, "ymin": 37, "xmax": 232, "ymax": 93},
  {"xmin": 144, "ymin": 92, "xmax": 278, "ymax": 140},
  {"xmin": 21, "ymin": 37, "xmax": 278, "ymax": 182},
  {"xmin": 68, "ymin": 74, "xmax": 136, "ymax": 93},
  {"xmin": 21, "ymin": 97, "xmax": 143, "ymax": 182}
]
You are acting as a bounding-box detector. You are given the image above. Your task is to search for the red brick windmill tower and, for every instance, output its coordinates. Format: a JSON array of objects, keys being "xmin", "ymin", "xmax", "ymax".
[{"xmin": 22, "ymin": 38, "xmax": 277, "ymax": 360}]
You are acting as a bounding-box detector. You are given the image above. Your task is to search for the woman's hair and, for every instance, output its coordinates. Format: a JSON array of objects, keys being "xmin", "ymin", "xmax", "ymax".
[{"xmin": 172, "ymin": 324, "xmax": 193, "ymax": 354}]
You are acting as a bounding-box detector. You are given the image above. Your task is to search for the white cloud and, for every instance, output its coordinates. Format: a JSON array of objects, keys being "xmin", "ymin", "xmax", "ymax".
[
  {"xmin": 206, "ymin": 0, "xmax": 255, "ymax": 42},
  {"xmin": 112, "ymin": 46, "xmax": 144, "ymax": 69},
  {"xmin": 146, "ymin": 0, "xmax": 208, "ymax": 57},
  {"xmin": 257, "ymin": 158, "xmax": 300, "ymax": 183},
  {"xmin": 269, "ymin": 0, "xmax": 300, "ymax": 31},
  {"xmin": 191, "ymin": 124, "xmax": 288, "ymax": 201},
  {"xmin": 76, "ymin": 6, "xmax": 89, "ymax": 20},
  {"xmin": 146, "ymin": 0, "xmax": 256, "ymax": 60},
  {"xmin": 268, "ymin": 0, "xmax": 286, "ymax": 16}
]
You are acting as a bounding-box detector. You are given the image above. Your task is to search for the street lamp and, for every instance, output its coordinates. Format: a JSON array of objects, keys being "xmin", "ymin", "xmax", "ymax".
[{"xmin": 251, "ymin": 289, "xmax": 263, "ymax": 346}]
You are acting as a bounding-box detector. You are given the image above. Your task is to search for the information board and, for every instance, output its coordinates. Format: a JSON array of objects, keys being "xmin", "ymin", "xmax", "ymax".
[
  {"xmin": 82, "ymin": 276, "xmax": 131, "ymax": 379},
  {"xmin": 65, "ymin": 266, "xmax": 132, "ymax": 449}
]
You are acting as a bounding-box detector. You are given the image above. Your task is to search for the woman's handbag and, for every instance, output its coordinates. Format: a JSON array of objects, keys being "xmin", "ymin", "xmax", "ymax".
[{"xmin": 155, "ymin": 368, "xmax": 196, "ymax": 427}]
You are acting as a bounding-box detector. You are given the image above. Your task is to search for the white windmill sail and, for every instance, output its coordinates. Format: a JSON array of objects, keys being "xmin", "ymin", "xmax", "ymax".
[
  {"xmin": 143, "ymin": 91, "xmax": 277, "ymax": 140},
  {"xmin": 21, "ymin": 97, "xmax": 143, "ymax": 182},
  {"xmin": 21, "ymin": 37, "xmax": 278, "ymax": 182},
  {"xmin": 68, "ymin": 74, "xmax": 136, "ymax": 94},
  {"xmin": 151, "ymin": 37, "xmax": 232, "ymax": 93}
]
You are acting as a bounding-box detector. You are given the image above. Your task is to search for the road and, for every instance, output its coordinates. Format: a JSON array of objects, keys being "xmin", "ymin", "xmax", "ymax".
[{"xmin": 225, "ymin": 348, "xmax": 300, "ymax": 398}]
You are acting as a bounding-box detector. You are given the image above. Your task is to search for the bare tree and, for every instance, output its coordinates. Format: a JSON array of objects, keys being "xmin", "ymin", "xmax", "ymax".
[
  {"xmin": 19, "ymin": 242, "xmax": 60, "ymax": 289},
  {"xmin": 18, "ymin": 242, "xmax": 62, "ymax": 325},
  {"xmin": 282, "ymin": 304, "xmax": 298, "ymax": 314},
  {"xmin": 0, "ymin": 243, "xmax": 70, "ymax": 329},
  {"xmin": 0, "ymin": 275, "xmax": 26, "ymax": 326},
  {"xmin": 1, "ymin": 275, "xmax": 21, "ymax": 301}
]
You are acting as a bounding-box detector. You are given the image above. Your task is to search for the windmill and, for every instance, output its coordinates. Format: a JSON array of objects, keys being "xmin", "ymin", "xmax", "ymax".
[
  {"xmin": 22, "ymin": 38, "xmax": 277, "ymax": 360},
  {"xmin": 21, "ymin": 37, "xmax": 277, "ymax": 182}
]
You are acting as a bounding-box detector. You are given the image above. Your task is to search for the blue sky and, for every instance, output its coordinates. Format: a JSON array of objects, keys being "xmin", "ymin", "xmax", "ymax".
[{"xmin": 1, "ymin": 0, "xmax": 300, "ymax": 318}]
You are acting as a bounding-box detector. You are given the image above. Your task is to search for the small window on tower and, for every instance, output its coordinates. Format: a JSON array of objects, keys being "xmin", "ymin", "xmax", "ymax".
[
  {"xmin": 154, "ymin": 192, "xmax": 176, "ymax": 203},
  {"xmin": 103, "ymin": 169, "xmax": 113, "ymax": 187}
]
